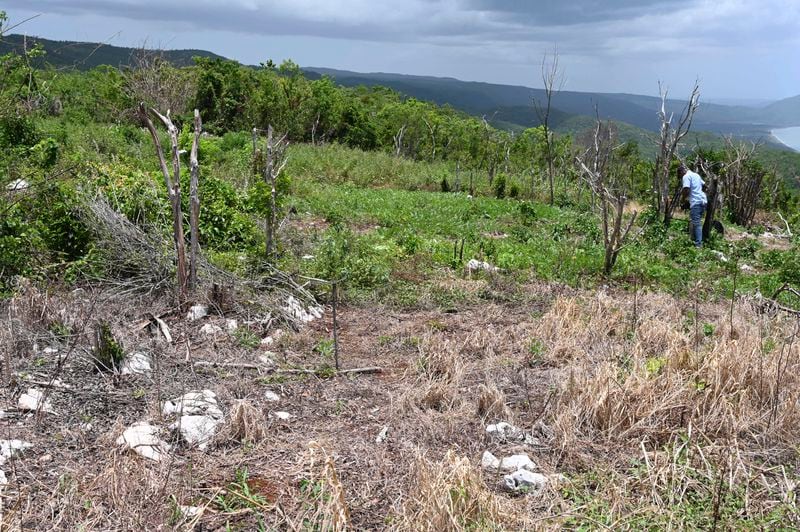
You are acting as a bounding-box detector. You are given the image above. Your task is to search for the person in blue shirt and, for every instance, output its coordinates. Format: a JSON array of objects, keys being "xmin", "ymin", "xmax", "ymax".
[{"xmin": 679, "ymin": 164, "xmax": 707, "ymax": 247}]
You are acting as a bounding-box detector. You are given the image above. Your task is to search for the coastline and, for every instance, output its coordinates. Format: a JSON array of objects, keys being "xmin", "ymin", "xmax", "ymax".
[{"xmin": 771, "ymin": 127, "xmax": 800, "ymax": 152}]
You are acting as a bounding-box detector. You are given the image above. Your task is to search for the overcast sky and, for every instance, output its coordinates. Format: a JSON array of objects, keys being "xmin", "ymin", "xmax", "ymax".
[{"xmin": 4, "ymin": 0, "xmax": 799, "ymax": 100}]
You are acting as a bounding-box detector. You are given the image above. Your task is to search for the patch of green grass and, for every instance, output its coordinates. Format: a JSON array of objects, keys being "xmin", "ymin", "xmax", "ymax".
[{"xmin": 233, "ymin": 327, "xmax": 260, "ymax": 349}]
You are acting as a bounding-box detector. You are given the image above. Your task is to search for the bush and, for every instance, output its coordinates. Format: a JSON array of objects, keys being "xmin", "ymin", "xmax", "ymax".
[{"xmin": 493, "ymin": 173, "xmax": 506, "ymax": 199}]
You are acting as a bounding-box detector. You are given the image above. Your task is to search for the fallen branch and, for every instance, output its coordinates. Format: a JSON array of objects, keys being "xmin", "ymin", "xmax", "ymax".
[
  {"xmin": 777, "ymin": 212, "xmax": 793, "ymax": 237},
  {"xmin": 758, "ymin": 284, "xmax": 800, "ymax": 316},
  {"xmin": 193, "ymin": 361, "xmax": 262, "ymax": 370},
  {"xmin": 276, "ymin": 366, "xmax": 382, "ymax": 376}
]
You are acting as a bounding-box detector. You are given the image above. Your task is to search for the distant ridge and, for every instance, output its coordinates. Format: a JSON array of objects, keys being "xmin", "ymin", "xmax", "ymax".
[
  {"xmin": 3, "ymin": 33, "xmax": 800, "ymax": 146},
  {"xmin": 0, "ymin": 34, "xmax": 225, "ymax": 70}
]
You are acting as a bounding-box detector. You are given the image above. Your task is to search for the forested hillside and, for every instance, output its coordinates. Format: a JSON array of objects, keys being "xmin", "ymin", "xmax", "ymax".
[{"xmin": 4, "ymin": 11, "xmax": 800, "ymax": 529}]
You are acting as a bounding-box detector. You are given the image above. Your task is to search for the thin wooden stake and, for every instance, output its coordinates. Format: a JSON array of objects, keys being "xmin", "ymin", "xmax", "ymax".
[
  {"xmin": 332, "ymin": 281, "xmax": 340, "ymax": 371},
  {"xmin": 189, "ymin": 109, "xmax": 202, "ymax": 291}
]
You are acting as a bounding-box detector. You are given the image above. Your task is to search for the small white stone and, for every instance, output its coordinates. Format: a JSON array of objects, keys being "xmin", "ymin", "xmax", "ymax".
[
  {"xmin": 375, "ymin": 426, "xmax": 389, "ymax": 444},
  {"xmin": 6, "ymin": 179, "xmax": 29, "ymax": 191},
  {"xmin": 180, "ymin": 505, "xmax": 203, "ymax": 518},
  {"xmin": 0, "ymin": 470, "xmax": 6, "ymax": 485},
  {"xmin": 199, "ymin": 323, "xmax": 222, "ymax": 335},
  {"xmin": 187, "ymin": 305, "xmax": 208, "ymax": 322},
  {"xmin": 225, "ymin": 319, "xmax": 238, "ymax": 331},
  {"xmin": 0, "ymin": 439, "xmax": 33, "ymax": 465},
  {"xmin": 260, "ymin": 336, "xmax": 274, "ymax": 346},
  {"xmin": 466, "ymin": 259, "xmax": 499, "ymax": 274},
  {"xmin": 120, "ymin": 352, "xmax": 152, "ymax": 375},
  {"xmin": 271, "ymin": 411, "xmax": 291, "ymax": 421},
  {"xmin": 259, "ymin": 353, "xmax": 277, "ymax": 368},
  {"xmin": 116, "ymin": 422, "xmax": 170, "ymax": 462},
  {"xmin": 163, "ymin": 390, "xmax": 222, "ymax": 419},
  {"xmin": 503, "ymin": 469, "xmax": 549, "ymax": 493},
  {"xmin": 481, "ymin": 451, "xmax": 536, "ymax": 472},
  {"xmin": 481, "ymin": 450, "xmax": 500, "ymax": 470},
  {"xmin": 740, "ymin": 264, "xmax": 755, "ymax": 273},
  {"xmin": 264, "ymin": 391, "xmax": 280, "ymax": 402},
  {"xmin": 43, "ymin": 346, "xmax": 59, "ymax": 355},
  {"xmin": 18, "ymin": 388, "xmax": 54, "ymax": 414},
  {"xmin": 710, "ymin": 250, "xmax": 728, "ymax": 263}
]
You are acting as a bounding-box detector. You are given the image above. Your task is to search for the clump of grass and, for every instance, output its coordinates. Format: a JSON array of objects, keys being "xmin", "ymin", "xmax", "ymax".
[
  {"xmin": 475, "ymin": 383, "xmax": 511, "ymax": 421},
  {"xmin": 221, "ymin": 400, "xmax": 267, "ymax": 445},
  {"xmin": 396, "ymin": 450, "xmax": 506, "ymax": 531},
  {"xmin": 293, "ymin": 442, "xmax": 350, "ymax": 531},
  {"xmin": 92, "ymin": 321, "xmax": 125, "ymax": 371}
]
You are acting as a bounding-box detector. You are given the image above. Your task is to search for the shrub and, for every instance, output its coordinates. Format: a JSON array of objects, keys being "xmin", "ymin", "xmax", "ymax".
[{"xmin": 493, "ymin": 173, "xmax": 506, "ymax": 199}]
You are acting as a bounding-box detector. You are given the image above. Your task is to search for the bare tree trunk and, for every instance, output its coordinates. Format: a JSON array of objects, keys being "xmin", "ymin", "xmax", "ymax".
[
  {"xmin": 189, "ymin": 109, "xmax": 202, "ymax": 291},
  {"xmin": 534, "ymin": 49, "xmax": 564, "ymax": 206},
  {"xmin": 576, "ymin": 117, "xmax": 639, "ymax": 276},
  {"xmin": 394, "ymin": 125, "xmax": 406, "ymax": 157},
  {"xmin": 265, "ymin": 125, "xmax": 276, "ymax": 259},
  {"xmin": 139, "ymin": 103, "xmax": 188, "ymax": 306},
  {"xmin": 653, "ymin": 81, "xmax": 700, "ymax": 226}
]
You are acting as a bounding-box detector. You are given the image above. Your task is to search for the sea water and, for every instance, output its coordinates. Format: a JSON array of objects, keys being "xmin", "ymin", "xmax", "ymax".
[{"xmin": 772, "ymin": 127, "xmax": 800, "ymax": 152}]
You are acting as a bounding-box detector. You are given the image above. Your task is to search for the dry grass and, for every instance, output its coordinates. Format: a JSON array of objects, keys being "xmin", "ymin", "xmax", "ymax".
[
  {"xmin": 293, "ymin": 442, "xmax": 351, "ymax": 531},
  {"xmin": 2, "ymin": 278, "xmax": 800, "ymax": 529},
  {"xmin": 396, "ymin": 450, "xmax": 508, "ymax": 531},
  {"xmin": 220, "ymin": 399, "xmax": 268, "ymax": 445}
]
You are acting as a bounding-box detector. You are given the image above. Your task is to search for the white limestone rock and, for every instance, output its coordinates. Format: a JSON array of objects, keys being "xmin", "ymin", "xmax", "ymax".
[
  {"xmin": 187, "ymin": 305, "xmax": 208, "ymax": 322},
  {"xmin": 116, "ymin": 422, "xmax": 170, "ymax": 462},
  {"xmin": 18, "ymin": 388, "xmax": 54, "ymax": 414},
  {"xmin": 271, "ymin": 411, "xmax": 292, "ymax": 421},
  {"xmin": 0, "ymin": 439, "xmax": 33, "ymax": 465},
  {"xmin": 481, "ymin": 450, "xmax": 536, "ymax": 473},
  {"xmin": 6, "ymin": 179, "xmax": 29, "ymax": 191},
  {"xmin": 466, "ymin": 259, "xmax": 499, "ymax": 274},
  {"xmin": 163, "ymin": 390, "xmax": 224, "ymax": 449},
  {"xmin": 120, "ymin": 351, "xmax": 152, "ymax": 375},
  {"xmin": 284, "ymin": 296, "xmax": 323, "ymax": 324},
  {"xmin": 163, "ymin": 390, "xmax": 223, "ymax": 419},
  {"xmin": 264, "ymin": 390, "xmax": 280, "ymax": 402},
  {"xmin": 170, "ymin": 415, "xmax": 223, "ymax": 450},
  {"xmin": 503, "ymin": 469, "xmax": 549, "ymax": 493},
  {"xmin": 199, "ymin": 323, "xmax": 223, "ymax": 335}
]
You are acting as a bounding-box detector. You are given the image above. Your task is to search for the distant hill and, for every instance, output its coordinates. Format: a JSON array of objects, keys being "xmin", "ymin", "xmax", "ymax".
[
  {"xmin": 0, "ymin": 34, "xmax": 224, "ymax": 70},
  {"xmin": 4, "ymin": 33, "xmax": 799, "ymax": 159},
  {"xmin": 305, "ymin": 67, "xmax": 800, "ymax": 141}
]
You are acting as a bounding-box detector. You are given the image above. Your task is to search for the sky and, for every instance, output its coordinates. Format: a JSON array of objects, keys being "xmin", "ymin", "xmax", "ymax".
[{"xmin": 3, "ymin": 0, "xmax": 799, "ymax": 101}]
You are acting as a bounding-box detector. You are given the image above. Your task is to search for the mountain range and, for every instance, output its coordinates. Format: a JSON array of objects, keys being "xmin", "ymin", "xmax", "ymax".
[{"xmin": 3, "ymin": 33, "xmax": 799, "ymax": 151}]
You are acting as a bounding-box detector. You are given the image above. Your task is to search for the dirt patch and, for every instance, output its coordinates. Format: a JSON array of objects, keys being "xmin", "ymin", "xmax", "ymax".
[{"xmin": 2, "ymin": 280, "xmax": 799, "ymax": 529}]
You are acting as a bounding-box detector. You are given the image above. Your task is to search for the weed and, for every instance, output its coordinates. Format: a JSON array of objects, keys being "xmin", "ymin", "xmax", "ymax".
[
  {"xmin": 233, "ymin": 327, "xmax": 260, "ymax": 349},
  {"xmin": 91, "ymin": 321, "xmax": 124, "ymax": 372}
]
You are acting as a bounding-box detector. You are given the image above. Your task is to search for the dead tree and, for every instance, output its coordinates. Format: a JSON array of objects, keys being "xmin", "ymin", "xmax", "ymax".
[
  {"xmin": 189, "ymin": 109, "xmax": 202, "ymax": 290},
  {"xmin": 533, "ymin": 48, "xmax": 565, "ymax": 206},
  {"xmin": 576, "ymin": 119, "xmax": 640, "ymax": 275},
  {"xmin": 723, "ymin": 138, "xmax": 764, "ymax": 227},
  {"xmin": 393, "ymin": 125, "xmax": 406, "ymax": 157},
  {"xmin": 653, "ymin": 81, "xmax": 700, "ymax": 226},
  {"xmin": 139, "ymin": 103, "xmax": 189, "ymax": 305},
  {"xmin": 264, "ymin": 125, "xmax": 288, "ymax": 259}
]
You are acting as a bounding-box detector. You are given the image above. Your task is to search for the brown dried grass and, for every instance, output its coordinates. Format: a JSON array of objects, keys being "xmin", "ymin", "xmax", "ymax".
[{"xmin": 396, "ymin": 450, "xmax": 509, "ymax": 531}]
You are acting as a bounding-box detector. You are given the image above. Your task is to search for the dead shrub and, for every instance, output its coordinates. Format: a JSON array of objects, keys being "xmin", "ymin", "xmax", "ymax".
[
  {"xmin": 476, "ymin": 383, "xmax": 511, "ymax": 421},
  {"xmin": 221, "ymin": 400, "xmax": 268, "ymax": 445}
]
